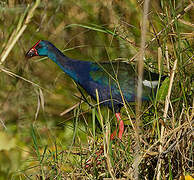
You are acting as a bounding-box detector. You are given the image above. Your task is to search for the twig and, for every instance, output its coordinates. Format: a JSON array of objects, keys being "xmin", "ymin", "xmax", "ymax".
[
  {"xmin": 156, "ymin": 59, "xmax": 178, "ymax": 179},
  {"xmin": 161, "ymin": 128, "xmax": 193, "ymax": 156}
]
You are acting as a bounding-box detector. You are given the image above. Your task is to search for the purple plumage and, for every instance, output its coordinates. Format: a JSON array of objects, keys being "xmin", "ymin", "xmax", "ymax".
[{"xmin": 26, "ymin": 40, "xmax": 167, "ymax": 140}]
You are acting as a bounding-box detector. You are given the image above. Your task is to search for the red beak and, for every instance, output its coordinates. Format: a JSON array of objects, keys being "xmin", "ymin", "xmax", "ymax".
[{"xmin": 25, "ymin": 48, "xmax": 37, "ymax": 58}]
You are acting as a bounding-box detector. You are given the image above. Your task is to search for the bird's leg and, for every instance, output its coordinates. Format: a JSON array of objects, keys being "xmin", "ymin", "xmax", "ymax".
[
  {"xmin": 110, "ymin": 113, "xmax": 124, "ymax": 140},
  {"xmin": 116, "ymin": 113, "xmax": 124, "ymax": 139},
  {"xmin": 86, "ymin": 113, "xmax": 124, "ymax": 168}
]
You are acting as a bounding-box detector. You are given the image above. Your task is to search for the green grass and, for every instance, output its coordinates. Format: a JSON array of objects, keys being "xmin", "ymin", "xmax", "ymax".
[{"xmin": 0, "ymin": 0, "xmax": 193, "ymax": 179}]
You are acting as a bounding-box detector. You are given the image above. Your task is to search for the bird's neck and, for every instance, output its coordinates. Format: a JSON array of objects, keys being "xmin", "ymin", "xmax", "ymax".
[{"xmin": 47, "ymin": 47, "xmax": 79, "ymax": 82}]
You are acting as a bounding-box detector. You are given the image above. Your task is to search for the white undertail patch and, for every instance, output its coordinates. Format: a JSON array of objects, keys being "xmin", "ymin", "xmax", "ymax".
[{"xmin": 143, "ymin": 80, "xmax": 159, "ymax": 88}]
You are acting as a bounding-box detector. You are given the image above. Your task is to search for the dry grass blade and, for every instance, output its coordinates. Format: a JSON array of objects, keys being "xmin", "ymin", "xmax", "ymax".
[
  {"xmin": 34, "ymin": 88, "xmax": 45, "ymax": 120},
  {"xmin": 96, "ymin": 89, "xmax": 115, "ymax": 179},
  {"xmin": 165, "ymin": 45, "xmax": 170, "ymax": 74},
  {"xmin": 140, "ymin": 120, "xmax": 191, "ymax": 161},
  {"xmin": 158, "ymin": 47, "xmax": 162, "ymax": 73},
  {"xmin": 35, "ymin": 89, "xmax": 41, "ymax": 120},
  {"xmin": 130, "ymin": 2, "xmax": 194, "ymax": 62},
  {"xmin": 132, "ymin": 0, "xmax": 150, "ymax": 179},
  {"xmin": 0, "ymin": 66, "xmax": 50, "ymax": 93},
  {"xmin": 39, "ymin": 88, "xmax": 45, "ymax": 112},
  {"xmin": 0, "ymin": 118, "xmax": 7, "ymax": 130},
  {"xmin": 156, "ymin": 59, "xmax": 178, "ymax": 179},
  {"xmin": 60, "ymin": 101, "xmax": 84, "ymax": 116},
  {"xmin": 178, "ymin": 19, "xmax": 194, "ymax": 28},
  {"xmin": 0, "ymin": 0, "xmax": 40, "ymax": 64}
]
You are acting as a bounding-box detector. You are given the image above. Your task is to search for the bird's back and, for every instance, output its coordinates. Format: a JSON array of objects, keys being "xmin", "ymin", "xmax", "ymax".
[{"xmin": 77, "ymin": 61, "xmax": 161, "ymax": 112}]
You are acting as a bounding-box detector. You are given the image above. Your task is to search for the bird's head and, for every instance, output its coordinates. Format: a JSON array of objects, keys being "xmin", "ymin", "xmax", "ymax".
[{"xmin": 25, "ymin": 40, "xmax": 52, "ymax": 58}]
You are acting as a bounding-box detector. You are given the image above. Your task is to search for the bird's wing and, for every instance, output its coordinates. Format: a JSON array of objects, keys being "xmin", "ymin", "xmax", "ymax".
[{"xmin": 89, "ymin": 62, "xmax": 136, "ymax": 101}]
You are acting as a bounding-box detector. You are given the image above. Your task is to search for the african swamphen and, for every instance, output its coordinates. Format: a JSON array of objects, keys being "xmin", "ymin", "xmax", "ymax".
[{"xmin": 26, "ymin": 40, "xmax": 166, "ymax": 140}]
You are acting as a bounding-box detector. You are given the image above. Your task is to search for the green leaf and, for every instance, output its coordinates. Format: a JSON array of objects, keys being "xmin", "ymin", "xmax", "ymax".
[{"xmin": 157, "ymin": 77, "xmax": 170, "ymax": 101}]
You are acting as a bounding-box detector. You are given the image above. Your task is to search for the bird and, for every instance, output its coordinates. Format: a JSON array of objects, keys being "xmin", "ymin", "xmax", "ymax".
[{"xmin": 26, "ymin": 40, "xmax": 166, "ymax": 140}]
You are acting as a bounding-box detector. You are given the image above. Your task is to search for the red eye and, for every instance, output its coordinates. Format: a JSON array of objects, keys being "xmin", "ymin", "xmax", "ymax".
[{"xmin": 36, "ymin": 44, "xmax": 42, "ymax": 49}]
